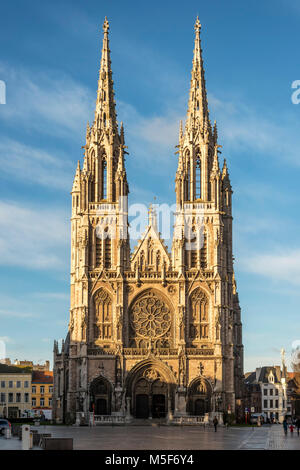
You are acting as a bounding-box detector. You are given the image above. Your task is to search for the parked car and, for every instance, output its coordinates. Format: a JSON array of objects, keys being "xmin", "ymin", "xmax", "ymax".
[
  {"xmin": 250, "ymin": 413, "xmax": 265, "ymax": 424},
  {"xmin": 0, "ymin": 419, "xmax": 11, "ymax": 435}
]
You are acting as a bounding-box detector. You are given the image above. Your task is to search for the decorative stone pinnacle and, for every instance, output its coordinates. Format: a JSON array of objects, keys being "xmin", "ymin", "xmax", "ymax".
[
  {"xmin": 103, "ymin": 16, "xmax": 109, "ymax": 34},
  {"xmin": 195, "ymin": 16, "xmax": 201, "ymax": 33}
]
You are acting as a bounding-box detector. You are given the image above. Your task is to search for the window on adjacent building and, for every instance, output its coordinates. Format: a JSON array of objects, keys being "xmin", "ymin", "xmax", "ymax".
[
  {"xmin": 269, "ymin": 389, "xmax": 273, "ymax": 396},
  {"xmin": 32, "ymin": 386, "xmax": 36, "ymax": 394},
  {"xmin": 49, "ymin": 398, "xmax": 52, "ymax": 407},
  {"xmin": 275, "ymin": 400, "xmax": 279, "ymax": 408},
  {"xmin": 264, "ymin": 400, "xmax": 268, "ymax": 408},
  {"xmin": 1, "ymin": 381, "xmax": 5, "ymax": 388},
  {"xmin": 40, "ymin": 398, "xmax": 44, "ymax": 407},
  {"xmin": 264, "ymin": 389, "xmax": 268, "ymax": 395},
  {"xmin": 270, "ymin": 400, "xmax": 273, "ymax": 408},
  {"xmin": 0, "ymin": 393, "xmax": 5, "ymax": 403},
  {"xmin": 16, "ymin": 393, "xmax": 21, "ymax": 403},
  {"xmin": 24, "ymin": 381, "xmax": 29, "ymax": 388},
  {"xmin": 8, "ymin": 393, "xmax": 13, "ymax": 403},
  {"xmin": 40, "ymin": 386, "xmax": 45, "ymax": 394},
  {"xmin": 32, "ymin": 398, "xmax": 36, "ymax": 407},
  {"xmin": 275, "ymin": 389, "xmax": 278, "ymax": 396},
  {"xmin": 9, "ymin": 381, "xmax": 13, "ymax": 388},
  {"xmin": 49, "ymin": 386, "xmax": 53, "ymax": 393},
  {"xmin": 24, "ymin": 393, "xmax": 29, "ymax": 403}
]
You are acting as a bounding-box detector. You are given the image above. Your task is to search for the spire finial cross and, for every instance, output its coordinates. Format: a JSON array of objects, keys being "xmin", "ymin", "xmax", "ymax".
[
  {"xmin": 103, "ymin": 16, "xmax": 109, "ymax": 34},
  {"xmin": 195, "ymin": 16, "xmax": 201, "ymax": 33}
]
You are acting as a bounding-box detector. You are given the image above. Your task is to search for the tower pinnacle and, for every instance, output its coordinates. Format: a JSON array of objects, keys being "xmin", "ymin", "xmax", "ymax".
[
  {"xmin": 186, "ymin": 17, "xmax": 210, "ymax": 135},
  {"xmin": 103, "ymin": 16, "xmax": 109, "ymax": 34},
  {"xmin": 194, "ymin": 16, "xmax": 201, "ymax": 33},
  {"xmin": 95, "ymin": 16, "xmax": 118, "ymax": 135},
  {"xmin": 148, "ymin": 203, "xmax": 158, "ymax": 231}
]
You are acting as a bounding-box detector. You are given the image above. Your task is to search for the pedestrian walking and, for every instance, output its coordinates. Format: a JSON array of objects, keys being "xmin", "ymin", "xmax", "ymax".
[
  {"xmin": 289, "ymin": 423, "xmax": 294, "ymax": 435},
  {"xmin": 283, "ymin": 418, "xmax": 288, "ymax": 436},
  {"xmin": 213, "ymin": 417, "xmax": 218, "ymax": 432},
  {"xmin": 296, "ymin": 417, "xmax": 300, "ymax": 436}
]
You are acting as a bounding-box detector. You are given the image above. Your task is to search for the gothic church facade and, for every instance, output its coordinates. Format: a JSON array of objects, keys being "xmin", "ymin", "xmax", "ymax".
[{"xmin": 53, "ymin": 18, "xmax": 244, "ymax": 424}]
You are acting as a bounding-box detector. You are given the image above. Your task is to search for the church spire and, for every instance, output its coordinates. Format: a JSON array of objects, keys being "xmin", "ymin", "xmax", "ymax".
[
  {"xmin": 148, "ymin": 204, "xmax": 158, "ymax": 232},
  {"xmin": 72, "ymin": 160, "xmax": 81, "ymax": 193},
  {"xmin": 94, "ymin": 17, "xmax": 118, "ymax": 133},
  {"xmin": 186, "ymin": 17, "xmax": 210, "ymax": 134}
]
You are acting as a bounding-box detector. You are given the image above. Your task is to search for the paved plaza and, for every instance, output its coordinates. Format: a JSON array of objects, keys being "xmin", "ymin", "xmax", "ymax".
[{"xmin": 1, "ymin": 424, "xmax": 300, "ymax": 450}]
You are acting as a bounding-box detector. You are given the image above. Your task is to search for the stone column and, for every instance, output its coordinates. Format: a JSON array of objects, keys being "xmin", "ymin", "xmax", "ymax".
[
  {"xmin": 125, "ymin": 397, "xmax": 132, "ymax": 423},
  {"xmin": 167, "ymin": 396, "xmax": 173, "ymax": 424},
  {"xmin": 175, "ymin": 387, "xmax": 187, "ymax": 416}
]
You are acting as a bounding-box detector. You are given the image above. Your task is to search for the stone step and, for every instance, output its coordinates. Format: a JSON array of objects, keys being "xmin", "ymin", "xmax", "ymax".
[{"xmin": 130, "ymin": 418, "xmax": 167, "ymax": 426}]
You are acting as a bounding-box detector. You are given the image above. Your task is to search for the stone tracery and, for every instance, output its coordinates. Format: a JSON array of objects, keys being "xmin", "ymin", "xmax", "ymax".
[
  {"xmin": 129, "ymin": 291, "xmax": 172, "ymax": 346},
  {"xmin": 189, "ymin": 288, "xmax": 209, "ymax": 344},
  {"xmin": 94, "ymin": 289, "xmax": 113, "ymax": 341}
]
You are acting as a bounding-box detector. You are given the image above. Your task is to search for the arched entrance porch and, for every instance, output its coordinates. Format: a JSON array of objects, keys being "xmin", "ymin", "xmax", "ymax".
[
  {"xmin": 89, "ymin": 376, "xmax": 112, "ymax": 415},
  {"xmin": 126, "ymin": 359, "xmax": 176, "ymax": 419},
  {"xmin": 187, "ymin": 377, "xmax": 212, "ymax": 415}
]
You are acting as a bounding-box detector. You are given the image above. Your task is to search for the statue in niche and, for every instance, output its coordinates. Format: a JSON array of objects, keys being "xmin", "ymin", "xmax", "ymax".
[
  {"xmin": 115, "ymin": 355, "xmax": 122, "ymax": 386},
  {"xmin": 116, "ymin": 306, "xmax": 123, "ymax": 341},
  {"xmin": 81, "ymin": 312, "xmax": 87, "ymax": 341},
  {"xmin": 178, "ymin": 353, "xmax": 186, "ymax": 386},
  {"xmin": 178, "ymin": 306, "xmax": 185, "ymax": 340}
]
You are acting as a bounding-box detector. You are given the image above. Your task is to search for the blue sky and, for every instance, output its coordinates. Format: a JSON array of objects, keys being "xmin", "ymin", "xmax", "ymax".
[{"xmin": 0, "ymin": 0, "xmax": 299, "ymax": 371}]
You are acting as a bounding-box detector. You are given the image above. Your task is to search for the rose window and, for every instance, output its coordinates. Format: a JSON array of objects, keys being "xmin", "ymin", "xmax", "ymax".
[{"xmin": 130, "ymin": 291, "xmax": 171, "ymax": 339}]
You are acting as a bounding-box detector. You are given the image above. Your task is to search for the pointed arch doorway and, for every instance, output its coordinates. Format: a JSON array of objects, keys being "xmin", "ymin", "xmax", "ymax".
[
  {"xmin": 187, "ymin": 377, "xmax": 212, "ymax": 415},
  {"xmin": 135, "ymin": 392, "xmax": 149, "ymax": 419},
  {"xmin": 126, "ymin": 360, "xmax": 176, "ymax": 420},
  {"xmin": 89, "ymin": 376, "xmax": 112, "ymax": 415},
  {"xmin": 134, "ymin": 374, "xmax": 168, "ymax": 419}
]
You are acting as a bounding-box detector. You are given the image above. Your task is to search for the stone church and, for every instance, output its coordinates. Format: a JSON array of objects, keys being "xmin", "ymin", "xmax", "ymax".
[{"xmin": 53, "ymin": 17, "xmax": 244, "ymax": 424}]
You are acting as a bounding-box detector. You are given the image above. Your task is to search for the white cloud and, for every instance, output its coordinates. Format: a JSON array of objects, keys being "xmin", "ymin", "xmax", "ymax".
[
  {"xmin": 0, "ymin": 336, "xmax": 14, "ymax": 344},
  {"xmin": 0, "ymin": 63, "xmax": 93, "ymax": 137},
  {"xmin": 138, "ymin": 114, "xmax": 180, "ymax": 148},
  {"xmin": 240, "ymin": 249, "xmax": 300, "ymax": 285},
  {"xmin": 118, "ymin": 90, "xmax": 300, "ymax": 179},
  {"xmin": 234, "ymin": 212, "xmax": 283, "ymax": 237},
  {"xmin": 0, "ymin": 200, "xmax": 68, "ymax": 270},
  {"xmin": 0, "ymin": 138, "xmax": 73, "ymax": 190},
  {"xmin": 0, "ymin": 310, "xmax": 37, "ymax": 319},
  {"xmin": 32, "ymin": 292, "xmax": 69, "ymax": 301},
  {"xmin": 244, "ymin": 356, "xmax": 288, "ymax": 373},
  {"xmin": 209, "ymin": 92, "xmax": 300, "ymax": 166},
  {"xmin": 119, "ymin": 101, "xmax": 181, "ymax": 147},
  {"xmin": 118, "ymin": 101, "xmax": 182, "ymax": 173}
]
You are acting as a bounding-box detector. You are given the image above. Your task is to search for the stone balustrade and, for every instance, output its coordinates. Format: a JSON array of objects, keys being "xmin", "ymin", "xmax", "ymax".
[
  {"xmin": 89, "ymin": 414, "xmax": 126, "ymax": 425},
  {"xmin": 172, "ymin": 415, "xmax": 206, "ymax": 425},
  {"xmin": 86, "ymin": 347, "xmax": 214, "ymax": 357}
]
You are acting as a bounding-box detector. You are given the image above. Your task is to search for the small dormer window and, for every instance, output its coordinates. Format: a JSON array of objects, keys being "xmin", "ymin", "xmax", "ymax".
[{"xmin": 268, "ymin": 372, "xmax": 274, "ymax": 384}]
